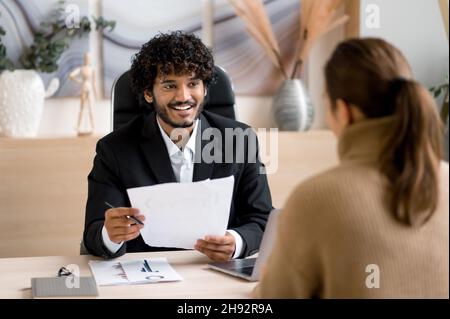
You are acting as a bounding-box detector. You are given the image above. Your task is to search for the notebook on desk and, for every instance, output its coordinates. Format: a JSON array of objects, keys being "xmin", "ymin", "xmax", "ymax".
[
  {"xmin": 207, "ymin": 209, "xmax": 280, "ymax": 282},
  {"xmin": 31, "ymin": 277, "xmax": 99, "ymax": 298}
]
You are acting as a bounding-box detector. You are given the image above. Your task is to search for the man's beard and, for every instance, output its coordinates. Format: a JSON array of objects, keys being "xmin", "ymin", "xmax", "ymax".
[{"xmin": 153, "ymin": 96, "xmax": 204, "ymax": 128}]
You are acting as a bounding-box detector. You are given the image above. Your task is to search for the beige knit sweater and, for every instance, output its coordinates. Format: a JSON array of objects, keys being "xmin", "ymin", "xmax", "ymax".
[{"xmin": 255, "ymin": 116, "xmax": 449, "ymax": 298}]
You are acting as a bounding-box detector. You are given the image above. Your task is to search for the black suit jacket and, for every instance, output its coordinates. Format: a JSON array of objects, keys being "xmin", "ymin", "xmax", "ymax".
[{"xmin": 83, "ymin": 110, "xmax": 273, "ymax": 258}]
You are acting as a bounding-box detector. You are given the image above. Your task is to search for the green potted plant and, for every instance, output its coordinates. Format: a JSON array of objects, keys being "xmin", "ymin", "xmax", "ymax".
[
  {"xmin": 0, "ymin": 0, "xmax": 115, "ymax": 137},
  {"xmin": 436, "ymin": 0, "xmax": 449, "ymax": 160},
  {"xmin": 431, "ymin": 74, "xmax": 449, "ymax": 160},
  {"xmin": 431, "ymin": 74, "xmax": 449, "ymax": 126},
  {"xmin": 0, "ymin": 24, "xmax": 13, "ymax": 71}
]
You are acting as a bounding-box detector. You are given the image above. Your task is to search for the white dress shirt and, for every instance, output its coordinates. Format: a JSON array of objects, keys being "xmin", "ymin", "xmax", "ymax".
[{"xmin": 102, "ymin": 118, "xmax": 243, "ymax": 258}]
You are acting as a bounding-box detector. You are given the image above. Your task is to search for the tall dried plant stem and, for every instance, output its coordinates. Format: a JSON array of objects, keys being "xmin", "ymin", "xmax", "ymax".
[
  {"xmin": 292, "ymin": 0, "xmax": 348, "ymax": 79},
  {"xmin": 438, "ymin": 0, "xmax": 449, "ymax": 41},
  {"xmin": 228, "ymin": 0, "xmax": 348, "ymax": 80},
  {"xmin": 228, "ymin": 0, "xmax": 287, "ymax": 79}
]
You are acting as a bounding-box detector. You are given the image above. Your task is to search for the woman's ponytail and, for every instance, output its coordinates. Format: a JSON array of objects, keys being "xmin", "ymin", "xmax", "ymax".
[{"xmin": 381, "ymin": 79, "xmax": 443, "ymax": 226}]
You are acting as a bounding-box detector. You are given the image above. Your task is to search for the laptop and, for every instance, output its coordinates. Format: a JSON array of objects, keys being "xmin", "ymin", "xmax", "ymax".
[{"xmin": 207, "ymin": 209, "xmax": 280, "ymax": 281}]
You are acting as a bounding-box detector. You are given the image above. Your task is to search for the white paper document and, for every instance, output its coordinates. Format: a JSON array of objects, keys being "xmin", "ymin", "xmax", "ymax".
[
  {"xmin": 127, "ymin": 175, "xmax": 234, "ymax": 249},
  {"xmin": 89, "ymin": 257, "xmax": 182, "ymax": 286}
]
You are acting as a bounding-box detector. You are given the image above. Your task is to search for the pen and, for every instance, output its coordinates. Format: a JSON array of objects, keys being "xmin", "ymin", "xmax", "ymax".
[
  {"xmin": 104, "ymin": 201, "xmax": 144, "ymax": 225},
  {"xmin": 143, "ymin": 259, "xmax": 153, "ymax": 272}
]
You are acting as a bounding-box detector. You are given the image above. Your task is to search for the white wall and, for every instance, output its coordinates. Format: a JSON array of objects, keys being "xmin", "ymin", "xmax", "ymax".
[{"xmin": 360, "ymin": 0, "xmax": 448, "ymax": 88}]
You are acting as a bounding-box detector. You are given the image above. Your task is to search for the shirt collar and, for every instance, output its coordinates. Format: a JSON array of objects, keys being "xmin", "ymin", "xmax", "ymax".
[
  {"xmin": 185, "ymin": 119, "xmax": 199, "ymax": 154},
  {"xmin": 156, "ymin": 117, "xmax": 198, "ymax": 157}
]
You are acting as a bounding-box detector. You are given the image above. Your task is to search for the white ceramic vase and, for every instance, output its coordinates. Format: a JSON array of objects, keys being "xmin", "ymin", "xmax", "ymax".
[
  {"xmin": 0, "ymin": 70, "xmax": 59, "ymax": 137},
  {"xmin": 272, "ymin": 79, "xmax": 314, "ymax": 131}
]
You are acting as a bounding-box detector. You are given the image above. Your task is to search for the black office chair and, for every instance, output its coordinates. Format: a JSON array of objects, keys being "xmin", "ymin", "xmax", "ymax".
[{"xmin": 110, "ymin": 65, "xmax": 236, "ymax": 131}]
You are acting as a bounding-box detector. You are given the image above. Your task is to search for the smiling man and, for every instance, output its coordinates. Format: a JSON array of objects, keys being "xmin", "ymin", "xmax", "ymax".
[
  {"xmin": 149, "ymin": 71, "xmax": 202, "ymax": 128},
  {"xmin": 83, "ymin": 31, "xmax": 272, "ymax": 261}
]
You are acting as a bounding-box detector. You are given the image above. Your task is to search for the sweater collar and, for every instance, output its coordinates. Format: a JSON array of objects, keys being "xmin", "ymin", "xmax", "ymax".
[{"xmin": 338, "ymin": 116, "xmax": 398, "ymax": 162}]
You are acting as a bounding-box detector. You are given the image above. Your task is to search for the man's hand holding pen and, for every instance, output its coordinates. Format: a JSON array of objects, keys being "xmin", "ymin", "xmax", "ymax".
[{"xmin": 104, "ymin": 205, "xmax": 145, "ymax": 244}]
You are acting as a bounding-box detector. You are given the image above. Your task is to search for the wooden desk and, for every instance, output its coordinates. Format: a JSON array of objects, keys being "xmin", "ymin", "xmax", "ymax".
[
  {"xmin": 0, "ymin": 137, "xmax": 98, "ymax": 258},
  {"xmin": 0, "ymin": 131, "xmax": 338, "ymax": 258},
  {"xmin": 0, "ymin": 250, "xmax": 256, "ymax": 299}
]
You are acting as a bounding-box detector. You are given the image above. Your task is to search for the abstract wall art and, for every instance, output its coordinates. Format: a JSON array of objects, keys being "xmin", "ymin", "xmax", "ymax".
[{"xmin": 0, "ymin": 0, "xmax": 91, "ymax": 97}]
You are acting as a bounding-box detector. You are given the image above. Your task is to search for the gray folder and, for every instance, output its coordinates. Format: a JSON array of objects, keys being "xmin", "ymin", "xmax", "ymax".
[{"xmin": 31, "ymin": 277, "xmax": 99, "ymax": 298}]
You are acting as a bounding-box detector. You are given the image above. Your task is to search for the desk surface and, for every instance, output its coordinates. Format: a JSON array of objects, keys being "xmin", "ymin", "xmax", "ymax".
[{"xmin": 0, "ymin": 250, "xmax": 256, "ymax": 299}]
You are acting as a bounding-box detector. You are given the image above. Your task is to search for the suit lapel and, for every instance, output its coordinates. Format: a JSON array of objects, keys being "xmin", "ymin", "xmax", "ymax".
[
  {"xmin": 193, "ymin": 113, "xmax": 215, "ymax": 182},
  {"xmin": 139, "ymin": 113, "xmax": 177, "ymax": 184}
]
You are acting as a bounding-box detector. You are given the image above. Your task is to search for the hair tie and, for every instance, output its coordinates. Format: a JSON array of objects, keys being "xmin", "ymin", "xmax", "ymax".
[{"xmin": 389, "ymin": 77, "xmax": 410, "ymax": 98}]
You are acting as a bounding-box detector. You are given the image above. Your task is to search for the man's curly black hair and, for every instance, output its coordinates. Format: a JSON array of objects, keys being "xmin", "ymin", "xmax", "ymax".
[{"xmin": 130, "ymin": 31, "xmax": 215, "ymax": 98}]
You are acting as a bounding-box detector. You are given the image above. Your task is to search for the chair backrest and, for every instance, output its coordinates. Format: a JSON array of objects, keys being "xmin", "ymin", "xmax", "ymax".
[
  {"xmin": 80, "ymin": 240, "xmax": 89, "ymax": 255},
  {"xmin": 111, "ymin": 65, "xmax": 236, "ymax": 131}
]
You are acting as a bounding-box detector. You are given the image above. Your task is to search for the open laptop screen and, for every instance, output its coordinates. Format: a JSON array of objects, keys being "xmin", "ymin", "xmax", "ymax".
[{"xmin": 207, "ymin": 209, "xmax": 280, "ymax": 281}]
